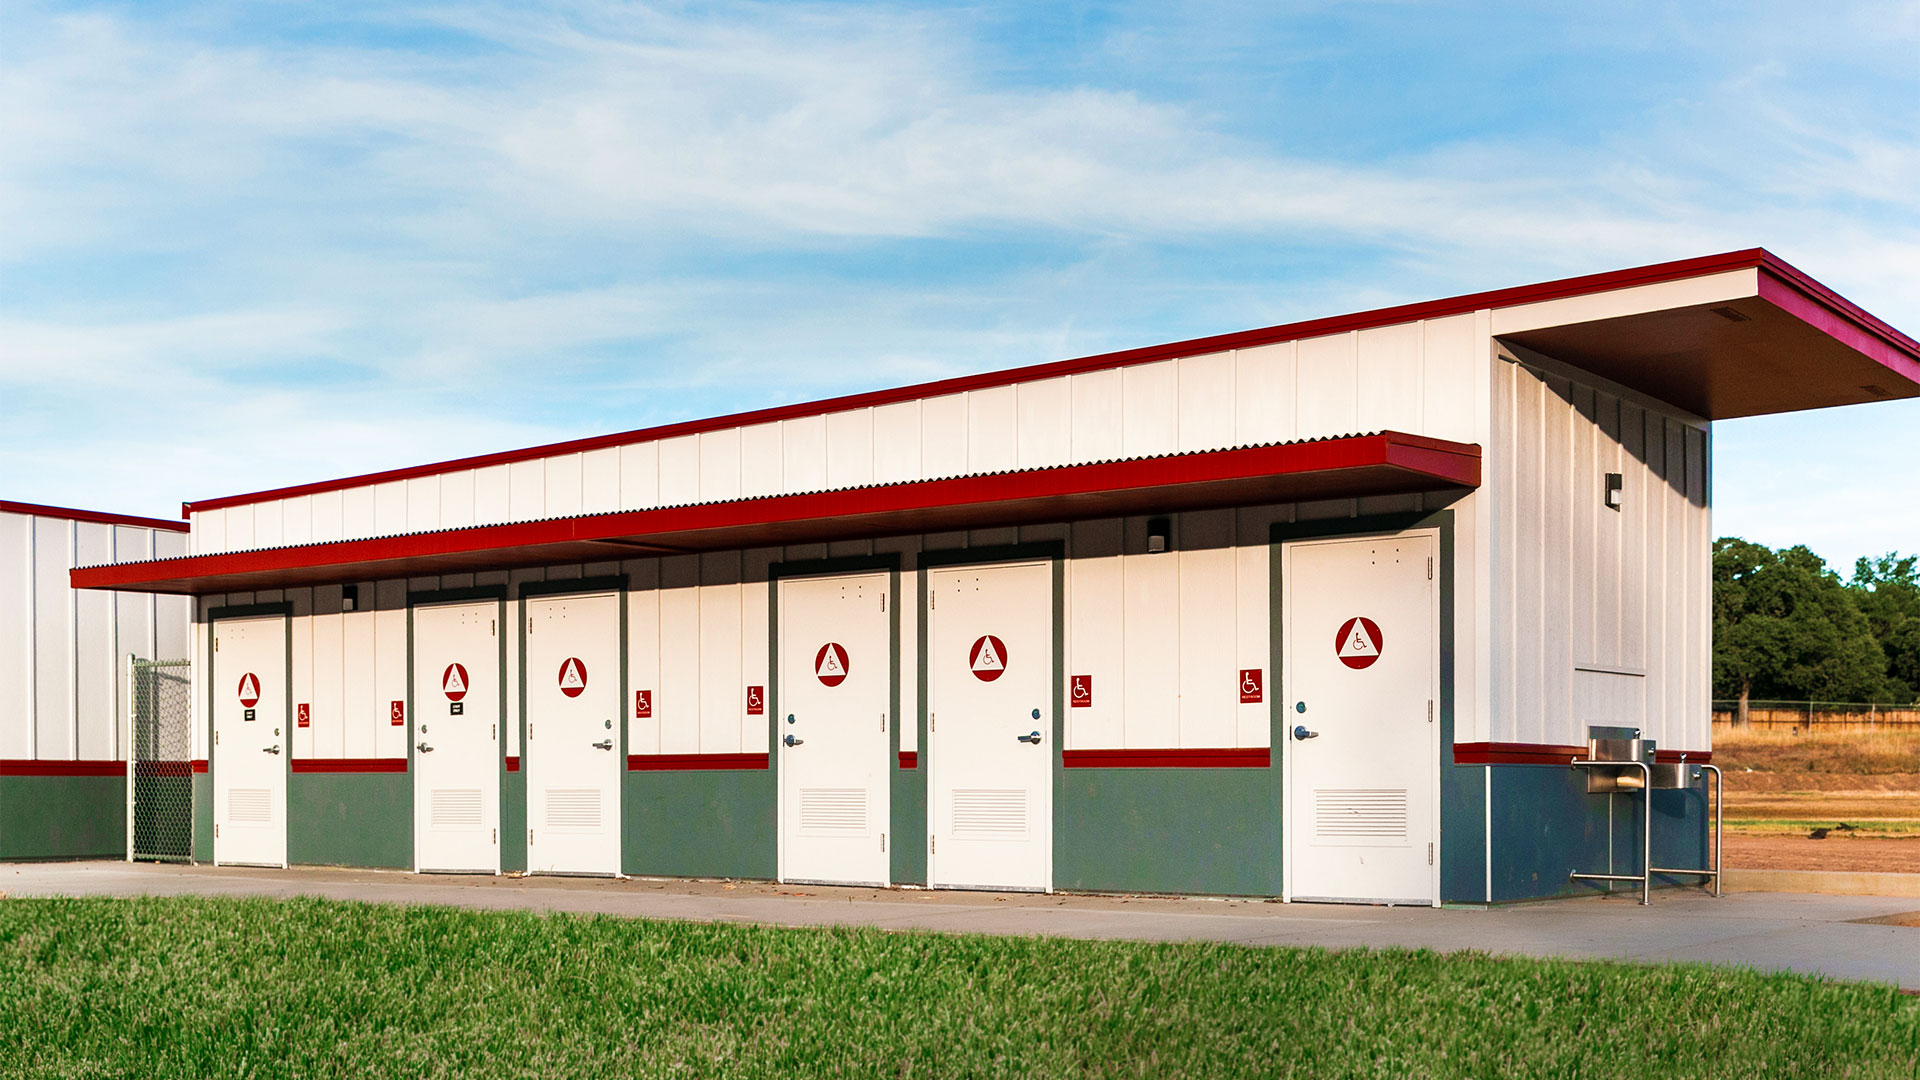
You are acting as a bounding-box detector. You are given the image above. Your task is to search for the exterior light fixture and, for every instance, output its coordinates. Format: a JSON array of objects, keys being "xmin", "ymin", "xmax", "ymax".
[
  {"xmin": 1605, "ymin": 473, "xmax": 1623, "ymax": 512},
  {"xmin": 1146, "ymin": 517, "xmax": 1171, "ymax": 554},
  {"xmin": 341, "ymin": 584, "xmax": 359, "ymax": 611}
]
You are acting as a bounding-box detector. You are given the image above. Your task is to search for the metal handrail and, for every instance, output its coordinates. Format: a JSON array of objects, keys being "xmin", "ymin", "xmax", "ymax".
[
  {"xmin": 1568, "ymin": 759, "xmax": 1652, "ymax": 905},
  {"xmin": 1649, "ymin": 763, "xmax": 1723, "ymax": 898}
]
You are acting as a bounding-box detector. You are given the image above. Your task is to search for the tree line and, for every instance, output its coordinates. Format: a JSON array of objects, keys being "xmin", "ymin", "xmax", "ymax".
[{"xmin": 1714, "ymin": 539, "xmax": 1920, "ymax": 713}]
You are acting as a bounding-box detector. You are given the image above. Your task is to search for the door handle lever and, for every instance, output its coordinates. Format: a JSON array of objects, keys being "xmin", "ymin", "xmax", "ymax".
[
  {"xmin": 784, "ymin": 734, "xmax": 804, "ymax": 747},
  {"xmin": 1017, "ymin": 730, "xmax": 1043, "ymax": 744},
  {"xmin": 262, "ymin": 745, "xmax": 281, "ymax": 755},
  {"xmin": 1293, "ymin": 725, "xmax": 1318, "ymax": 741},
  {"xmin": 415, "ymin": 742, "xmax": 434, "ymax": 753},
  {"xmin": 591, "ymin": 739, "xmax": 614, "ymax": 750}
]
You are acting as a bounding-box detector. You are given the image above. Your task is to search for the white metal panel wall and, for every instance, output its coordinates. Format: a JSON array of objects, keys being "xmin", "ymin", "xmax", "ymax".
[
  {"xmin": 1488, "ymin": 351, "xmax": 1710, "ymax": 752},
  {"xmin": 1, "ymin": 509, "xmax": 191, "ymax": 762},
  {"xmin": 185, "ymin": 316, "xmax": 1485, "ymax": 554}
]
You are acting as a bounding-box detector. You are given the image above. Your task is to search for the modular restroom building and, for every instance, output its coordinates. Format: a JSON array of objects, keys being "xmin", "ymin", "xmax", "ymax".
[
  {"xmin": 73, "ymin": 249, "xmax": 1920, "ymax": 904},
  {"xmin": 2, "ymin": 501, "xmax": 192, "ymax": 859}
]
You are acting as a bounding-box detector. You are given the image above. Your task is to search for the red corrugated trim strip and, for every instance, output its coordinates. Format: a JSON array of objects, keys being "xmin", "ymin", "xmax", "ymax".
[
  {"xmin": 626, "ymin": 753, "xmax": 769, "ymax": 771},
  {"xmin": 290, "ymin": 758, "xmax": 408, "ymax": 773},
  {"xmin": 1452, "ymin": 742, "xmax": 1712, "ymax": 765},
  {"xmin": 0, "ymin": 759, "xmax": 125, "ymax": 776},
  {"xmin": 897, "ymin": 751, "xmax": 918, "ymax": 769},
  {"xmin": 1062, "ymin": 748, "xmax": 1271, "ymax": 768},
  {"xmin": 505, "ymin": 756, "xmax": 520, "ymax": 772},
  {"xmin": 192, "ymin": 759, "xmax": 208, "ymax": 773}
]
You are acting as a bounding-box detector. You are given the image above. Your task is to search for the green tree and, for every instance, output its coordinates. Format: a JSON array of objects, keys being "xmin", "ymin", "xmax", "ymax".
[
  {"xmin": 1712, "ymin": 538, "xmax": 1891, "ymax": 721},
  {"xmin": 1850, "ymin": 553, "xmax": 1920, "ymax": 703}
]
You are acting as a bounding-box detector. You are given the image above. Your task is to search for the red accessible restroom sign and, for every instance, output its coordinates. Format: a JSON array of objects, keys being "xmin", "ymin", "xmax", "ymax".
[
  {"xmin": 969, "ymin": 635, "xmax": 1008, "ymax": 682},
  {"xmin": 557, "ymin": 657, "xmax": 588, "ymax": 698},
  {"xmin": 815, "ymin": 643, "xmax": 850, "ymax": 687},
  {"xmin": 1335, "ymin": 618, "xmax": 1384, "ymax": 670}
]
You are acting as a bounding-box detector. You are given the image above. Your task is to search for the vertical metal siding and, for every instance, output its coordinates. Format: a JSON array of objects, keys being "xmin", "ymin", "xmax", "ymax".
[
  {"xmin": 1176, "ymin": 352, "xmax": 1235, "ymax": 454},
  {"xmin": 1233, "ymin": 342, "xmax": 1296, "ymax": 446}
]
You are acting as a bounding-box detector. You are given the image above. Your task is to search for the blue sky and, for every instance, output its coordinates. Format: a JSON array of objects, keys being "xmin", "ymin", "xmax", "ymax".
[{"xmin": 4, "ymin": 1, "xmax": 1919, "ymax": 571}]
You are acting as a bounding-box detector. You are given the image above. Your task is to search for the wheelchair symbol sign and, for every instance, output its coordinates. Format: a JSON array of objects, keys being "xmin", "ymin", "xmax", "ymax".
[{"xmin": 1070, "ymin": 674, "xmax": 1093, "ymax": 708}]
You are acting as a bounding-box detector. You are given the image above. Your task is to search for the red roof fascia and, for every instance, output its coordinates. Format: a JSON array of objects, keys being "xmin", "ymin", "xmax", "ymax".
[
  {"xmin": 79, "ymin": 432, "xmax": 1480, "ymax": 594},
  {"xmin": 0, "ymin": 500, "xmax": 190, "ymax": 533},
  {"xmin": 179, "ymin": 249, "xmax": 1818, "ymax": 518}
]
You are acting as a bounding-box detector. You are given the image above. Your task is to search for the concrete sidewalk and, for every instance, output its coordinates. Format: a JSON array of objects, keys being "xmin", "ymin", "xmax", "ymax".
[{"xmin": 7, "ymin": 861, "xmax": 1919, "ymax": 989}]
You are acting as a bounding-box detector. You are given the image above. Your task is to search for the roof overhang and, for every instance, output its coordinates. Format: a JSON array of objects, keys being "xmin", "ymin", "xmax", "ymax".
[
  {"xmin": 1492, "ymin": 257, "xmax": 1920, "ymax": 419},
  {"xmin": 74, "ymin": 432, "xmax": 1478, "ymax": 596}
]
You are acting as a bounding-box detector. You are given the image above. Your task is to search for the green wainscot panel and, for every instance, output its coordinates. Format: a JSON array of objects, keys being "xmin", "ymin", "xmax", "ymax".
[
  {"xmin": 288, "ymin": 771, "xmax": 412, "ymax": 870},
  {"xmin": 1056, "ymin": 768, "xmax": 1279, "ymax": 897},
  {"xmin": 0, "ymin": 775, "xmax": 125, "ymax": 860},
  {"xmin": 622, "ymin": 769, "xmax": 775, "ymax": 880}
]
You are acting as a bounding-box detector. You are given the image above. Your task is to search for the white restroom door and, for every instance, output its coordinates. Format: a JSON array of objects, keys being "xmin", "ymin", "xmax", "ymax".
[
  {"xmin": 777, "ymin": 572, "xmax": 892, "ymax": 886},
  {"xmin": 412, "ymin": 600, "xmax": 502, "ymax": 873},
  {"xmin": 524, "ymin": 591, "xmax": 622, "ymax": 875},
  {"xmin": 212, "ymin": 615, "xmax": 288, "ymax": 867},
  {"xmin": 1283, "ymin": 533, "xmax": 1437, "ymax": 905},
  {"xmin": 927, "ymin": 560, "xmax": 1054, "ymax": 891}
]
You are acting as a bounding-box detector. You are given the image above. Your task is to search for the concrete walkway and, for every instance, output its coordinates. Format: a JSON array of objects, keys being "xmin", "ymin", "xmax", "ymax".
[{"xmin": 7, "ymin": 861, "xmax": 1919, "ymax": 989}]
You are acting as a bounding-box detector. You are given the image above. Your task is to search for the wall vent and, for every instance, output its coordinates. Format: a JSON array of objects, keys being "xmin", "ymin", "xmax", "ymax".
[
  {"xmin": 544, "ymin": 789, "xmax": 601, "ymax": 832},
  {"xmin": 952, "ymin": 789, "xmax": 1026, "ymax": 837},
  {"xmin": 1313, "ymin": 788, "xmax": 1408, "ymax": 843},
  {"xmin": 799, "ymin": 788, "xmax": 867, "ymax": 833},
  {"xmin": 228, "ymin": 788, "xmax": 271, "ymax": 824},
  {"xmin": 432, "ymin": 788, "xmax": 483, "ymax": 829}
]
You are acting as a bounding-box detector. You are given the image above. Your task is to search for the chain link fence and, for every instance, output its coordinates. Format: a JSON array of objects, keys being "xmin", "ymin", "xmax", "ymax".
[{"xmin": 130, "ymin": 658, "xmax": 194, "ymax": 862}]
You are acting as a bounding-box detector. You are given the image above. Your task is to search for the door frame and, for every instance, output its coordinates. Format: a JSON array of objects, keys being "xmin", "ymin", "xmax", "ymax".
[
  {"xmin": 205, "ymin": 601, "xmax": 293, "ymax": 868},
  {"xmin": 1271, "ymin": 510, "xmax": 1457, "ymax": 908},
  {"xmin": 919, "ymin": 542, "xmax": 1064, "ymax": 893},
  {"xmin": 768, "ymin": 555, "xmax": 900, "ymax": 886},
  {"xmin": 407, "ymin": 585, "xmax": 510, "ymax": 874},
  {"xmin": 517, "ymin": 575, "xmax": 629, "ymax": 877}
]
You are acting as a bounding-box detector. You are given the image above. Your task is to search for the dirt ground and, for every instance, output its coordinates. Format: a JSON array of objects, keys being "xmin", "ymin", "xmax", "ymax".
[{"xmin": 1725, "ymin": 834, "xmax": 1920, "ymax": 874}]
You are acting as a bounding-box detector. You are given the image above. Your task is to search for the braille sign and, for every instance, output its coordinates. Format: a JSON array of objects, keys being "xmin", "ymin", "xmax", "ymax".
[
  {"xmin": 442, "ymin": 663, "xmax": 469, "ymax": 702},
  {"xmin": 815, "ymin": 642, "xmax": 850, "ymax": 687},
  {"xmin": 1070, "ymin": 674, "xmax": 1093, "ymax": 707},
  {"xmin": 1335, "ymin": 617, "xmax": 1384, "ymax": 670},
  {"xmin": 969, "ymin": 635, "xmax": 1008, "ymax": 682},
  {"xmin": 557, "ymin": 657, "xmax": 588, "ymax": 698},
  {"xmin": 237, "ymin": 673, "xmax": 260, "ymax": 708},
  {"xmin": 1240, "ymin": 669, "xmax": 1264, "ymax": 703}
]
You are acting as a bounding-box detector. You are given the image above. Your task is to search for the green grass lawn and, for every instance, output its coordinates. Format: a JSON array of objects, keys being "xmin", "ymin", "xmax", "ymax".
[{"xmin": 0, "ymin": 897, "xmax": 1915, "ymax": 1078}]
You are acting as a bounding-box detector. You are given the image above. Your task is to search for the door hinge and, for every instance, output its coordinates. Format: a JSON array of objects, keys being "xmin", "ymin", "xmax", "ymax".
[
  {"xmin": 213, "ymin": 637, "xmax": 219, "ymax": 652},
  {"xmin": 491, "ymin": 619, "xmax": 496, "ymax": 636},
  {"xmin": 881, "ymin": 833, "xmax": 887, "ymax": 853},
  {"xmin": 528, "ymin": 829, "xmax": 534, "ymax": 846},
  {"xmin": 491, "ymin": 724, "xmax": 496, "ymax": 740},
  {"xmin": 880, "ymin": 713, "xmax": 887, "ymax": 733},
  {"xmin": 492, "ymin": 828, "xmax": 497, "ymax": 844},
  {"xmin": 528, "ymin": 617, "xmax": 534, "ymax": 635},
  {"xmin": 929, "ymin": 835, "xmax": 935, "ymax": 854},
  {"xmin": 214, "ymin": 731, "xmax": 220, "ymax": 746},
  {"xmin": 1428, "ymin": 842, "xmax": 1434, "ymax": 866},
  {"xmin": 214, "ymin": 824, "xmax": 220, "ymax": 839},
  {"xmin": 880, "ymin": 594, "xmax": 886, "ymax": 613},
  {"xmin": 1428, "ymin": 700, "xmax": 1434, "ymax": 724},
  {"xmin": 1427, "ymin": 557, "xmax": 1433, "ymax": 580},
  {"xmin": 930, "ymin": 713, "xmax": 935, "ymax": 731},
  {"xmin": 929, "ymin": 592, "xmax": 935, "ymax": 610}
]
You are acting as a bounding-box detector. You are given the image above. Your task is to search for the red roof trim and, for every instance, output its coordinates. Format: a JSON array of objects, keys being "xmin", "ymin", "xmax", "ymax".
[
  {"xmin": 1452, "ymin": 742, "xmax": 1711, "ymax": 766},
  {"xmin": 178, "ymin": 247, "xmax": 1900, "ymax": 517},
  {"xmin": 0, "ymin": 759, "xmax": 125, "ymax": 777},
  {"xmin": 627, "ymin": 752, "xmax": 769, "ymax": 771},
  {"xmin": 1062, "ymin": 747, "xmax": 1271, "ymax": 769},
  {"xmin": 291, "ymin": 757, "xmax": 407, "ymax": 774},
  {"xmin": 0, "ymin": 500, "xmax": 190, "ymax": 533},
  {"xmin": 77, "ymin": 432, "xmax": 1480, "ymax": 594}
]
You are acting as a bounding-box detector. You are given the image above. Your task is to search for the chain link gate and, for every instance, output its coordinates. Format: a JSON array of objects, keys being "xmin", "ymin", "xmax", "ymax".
[{"xmin": 129, "ymin": 657, "xmax": 194, "ymax": 862}]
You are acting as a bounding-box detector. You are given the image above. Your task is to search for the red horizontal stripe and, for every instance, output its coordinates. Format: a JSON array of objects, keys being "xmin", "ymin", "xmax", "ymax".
[
  {"xmin": 0, "ymin": 500, "xmax": 190, "ymax": 531},
  {"xmin": 1452, "ymin": 742, "xmax": 1712, "ymax": 766},
  {"xmin": 183, "ymin": 249, "xmax": 1843, "ymax": 516},
  {"xmin": 192, "ymin": 759, "xmax": 208, "ymax": 773},
  {"xmin": 1063, "ymin": 747, "xmax": 1271, "ymax": 769},
  {"xmin": 76, "ymin": 433, "xmax": 1481, "ymax": 595},
  {"xmin": 897, "ymin": 750, "xmax": 918, "ymax": 769},
  {"xmin": 627, "ymin": 752, "xmax": 769, "ymax": 771},
  {"xmin": 505, "ymin": 756, "xmax": 520, "ymax": 772},
  {"xmin": 135, "ymin": 761, "xmax": 195, "ymax": 778},
  {"xmin": 291, "ymin": 757, "xmax": 407, "ymax": 773},
  {"xmin": 0, "ymin": 759, "xmax": 125, "ymax": 776}
]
